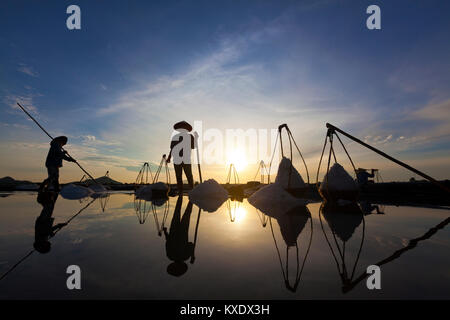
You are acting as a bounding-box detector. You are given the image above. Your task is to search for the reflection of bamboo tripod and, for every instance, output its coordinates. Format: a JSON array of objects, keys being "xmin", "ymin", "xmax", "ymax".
[
  {"xmin": 319, "ymin": 203, "xmax": 365, "ymax": 288},
  {"xmin": 153, "ymin": 201, "xmax": 170, "ymax": 236},
  {"xmin": 134, "ymin": 196, "xmax": 170, "ymax": 230},
  {"xmin": 268, "ymin": 213, "xmax": 313, "ymax": 293},
  {"xmin": 98, "ymin": 194, "xmax": 110, "ymax": 212},
  {"xmin": 226, "ymin": 199, "xmax": 241, "ymax": 222},
  {"xmin": 255, "ymin": 209, "xmax": 268, "ymax": 227},
  {"xmin": 0, "ymin": 196, "xmax": 97, "ymax": 282}
]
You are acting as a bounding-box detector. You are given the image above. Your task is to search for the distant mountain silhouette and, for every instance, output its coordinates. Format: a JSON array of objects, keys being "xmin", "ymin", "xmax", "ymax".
[
  {"xmin": 0, "ymin": 176, "xmax": 34, "ymax": 186},
  {"xmin": 77, "ymin": 175, "xmax": 123, "ymax": 185}
]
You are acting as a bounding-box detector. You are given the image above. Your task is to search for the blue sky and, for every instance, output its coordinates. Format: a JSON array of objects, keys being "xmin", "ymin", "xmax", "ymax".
[{"xmin": 1, "ymin": 0, "xmax": 449, "ymax": 182}]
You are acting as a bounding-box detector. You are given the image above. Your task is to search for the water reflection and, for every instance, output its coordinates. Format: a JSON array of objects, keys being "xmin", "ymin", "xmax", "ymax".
[
  {"xmin": 34, "ymin": 191, "xmax": 65, "ymax": 253},
  {"xmin": 265, "ymin": 205, "xmax": 313, "ymax": 292},
  {"xmin": 91, "ymin": 192, "xmax": 110, "ymax": 212},
  {"xmin": 134, "ymin": 194, "xmax": 170, "ymax": 232},
  {"xmin": 319, "ymin": 202, "xmax": 365, "ymax": 291},
  {"xmin": 0, "ymin": 191, "xmax": 96, "ymax": 282},
  {"xmin": 342, "ymin": 215, "xmax": 450, "ymax": 293},
  {"xmin": 164, "ymin": 196, "xmax": 195, "ymax": 277},
  {"xmin": 0, "ymin": 193, "xmax": 448, "ymax": 299},
  {"xmin": 359, "ymin": 200, "xmax": 385, "ymax": 215},
  {"xmin": 226, "ymin": 199, "xmax": 246, "ymax": 223},
  {"xmin": 255, "ymin": 208, "xmax": 268, "ymax": 228}
]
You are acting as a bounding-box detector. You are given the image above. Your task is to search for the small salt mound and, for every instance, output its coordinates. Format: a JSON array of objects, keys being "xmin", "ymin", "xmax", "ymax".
[
  {"xmin": 151, "ymin": 182, "xmax": 169, "ymax": 191},
  {"xmin": 135, "ymin": 185, "xmax": 153, "ymax": 201},
  {"xmin": 274, "ymin": 157, "xmax": 306, "ymax": 189},
  {"xmin": 60, "ymin": 184, "xmax": 92, "ymax": 200},
  {"xmin": 320, "ymin": 163, "xmax": 357, "ymax": 192},
  {"xmin": 248, "ymin": 183, "xmax": 308, "ymax": 218},
  {"xmin": 188, "ymin": 179, "xmax": 228, "ymax": 212},
  {"xmin": 136, "ymin": 182, "xmax": 169, "ymax": 200}
]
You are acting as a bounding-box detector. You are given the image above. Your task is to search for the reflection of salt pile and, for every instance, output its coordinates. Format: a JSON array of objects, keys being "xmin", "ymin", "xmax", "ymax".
[
  {"xmin": 89, "ymin": 184, "xmax": 108, "ymax": 199},
  {"xmin": 275, "ymin": 157, "xmax": 306, "ymax": 190},
  {"xmin": 319, "ymin": 163, "xmax": 358, "ymax": 203},
  {"xmin": 276, "ymin": 206, "xmax": 310, "ymax": 246},
  {"xmin": 16, "ymin": 184, "xmax": 39, "ymax": 191},
  {"xmin": 135, "ymin": 182, "xmax": 169, "ymax": 200},
  {"xmin": 60, "ymin": 184, "xmax": 93, "ymax": 200},
  {"xmin": 321, "ymin": 203, "xmax": 363, "ymax": 242},
  {"xmin": 248, "ymin": 183, "xmax": 308, "ymax": 218},
  {"xmin": 188, "ymin": 179, "xmax": 228, "ymax": 212},
  {"xmin": 89, "ymin": 184, "xmax": 107, "ymax": 193}
]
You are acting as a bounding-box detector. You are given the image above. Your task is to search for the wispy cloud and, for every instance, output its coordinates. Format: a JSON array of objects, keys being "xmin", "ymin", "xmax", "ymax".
[
  {"xmin": 4, "ymin": 94, "xmax": 39, "ymax": 115},
  {"xmin": 80, "ymin": 135, "xmax": 122, "ymax": 147},
  {"xmin": 17, "ymin": 63, "xmax": 39, "ymax": 77},
  {"xmin": 411, "ymin": 99, "xmax": 450, "ymax": 140}
]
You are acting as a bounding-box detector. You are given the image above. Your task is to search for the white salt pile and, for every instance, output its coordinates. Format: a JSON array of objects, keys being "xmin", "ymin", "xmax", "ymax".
[
  {"xmin": 151, "ymin": 182, "xmax": 169, "ymax": 191},
  {"xmin": 188, "ymin": 179, "xmax": 229, "ymax": 212},
  {"xmin": 248, "ymin": 183, "xmax": 308, "ymax": 218},
  {"xmin": 135, "ymin": 185, "xmax": 153, "ymax": 201},
  {"xmin": 274, "ymin": 157, "xmax": 306, "ymax": 190},
  {"xmin": 136, "ymin": 182, "xmax": 168, "ymax": 200},
  {"xmin": 320, "ymin": 163, "xmax": 357, "ymax": 192},
  {"xmin": 60, "ymin": 184, "xmax": 93, "ymax": 200}
]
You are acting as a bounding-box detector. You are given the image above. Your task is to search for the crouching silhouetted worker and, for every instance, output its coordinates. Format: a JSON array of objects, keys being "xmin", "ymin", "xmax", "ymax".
[
  {"xmin": 34, "ymin": 190, "xmax": 67, "ymax": 254},
  {"xmin": 40, "ymin": 136, "xmax": 76, "ymax": 192},
  {"xmin": 163, "ymin": 196, "xmax": 194, "ymax": 277},
  {"xmin": 166, "ymin": 121, "xmax": 195, "ymax": 194}
]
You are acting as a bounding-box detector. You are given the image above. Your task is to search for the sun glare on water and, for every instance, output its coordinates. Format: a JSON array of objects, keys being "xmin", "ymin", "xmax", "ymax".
[{"xmin": 229, "ymin": 204, "xmax": 247, "ymax": 223}]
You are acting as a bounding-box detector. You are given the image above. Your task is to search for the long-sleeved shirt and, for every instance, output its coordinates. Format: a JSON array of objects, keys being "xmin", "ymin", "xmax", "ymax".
[
  {"xmin": 170, "ymin": 130, "xmax": 194, "ymax": 164},
  {"xmin": 45, "ymin": 140, "xmax": 71, "ymax": 168}
]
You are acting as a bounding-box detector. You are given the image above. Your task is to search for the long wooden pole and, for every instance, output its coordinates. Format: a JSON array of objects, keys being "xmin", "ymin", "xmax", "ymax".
[
  {"xmin": 326, "ymin": 123, "xmax": 450, "ymax": 193},
  {"xmin": 194, "ymin": 131, "xmax": 202, "ymax": 183},
  {"xmin": 190, "ymin": 207, "xmax": 202, "ymax": 264},
  {"xmin": 16, "ymin": 102, "xmax": 100, "ymax": 184}
]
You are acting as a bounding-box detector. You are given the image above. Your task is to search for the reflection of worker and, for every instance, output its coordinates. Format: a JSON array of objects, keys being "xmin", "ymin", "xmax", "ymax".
[
  {"xmin": 40, "ymin": 136, "xmax": 76, "ymax": 192},
  {"xmin": 359, "ymin": 201, "xmax": 383, "ymax": 215},
  {"xmin": 163, "ymin": 196, "xmax": 194, "ymax": 277},
  {"xmin": 167, "ymin": 121, "xmax": 195, "ymax": 194},
  {"xmin": 34, "ymin": 190, "xmax": 67, "ymax": 254},
  {"xmin": 356, "ymin": 168, "xmax": 375, "ymax": 186}
]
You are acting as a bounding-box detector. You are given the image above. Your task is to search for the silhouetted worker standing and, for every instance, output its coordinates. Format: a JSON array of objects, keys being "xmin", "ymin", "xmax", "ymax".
[
  {"xmin": 34, "ymin": 190, "xmax": 67, "ymax": 254},
  {"xmin": 356, "ymin": 168, "xmax": 375, "ymax": 187},
  {"xmin": 167, "ymin": 121, "xmax": 195, "ymax": 194},
  {"xmin": 163, "ymin": 196, "xmax": 194, "ymax": 277},
  {"xmin": 40, "ymin": 136, "xmax": 76, "ymax": 192}
]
